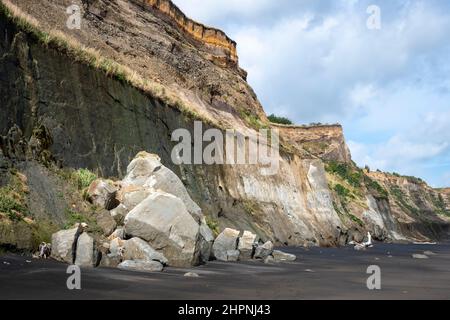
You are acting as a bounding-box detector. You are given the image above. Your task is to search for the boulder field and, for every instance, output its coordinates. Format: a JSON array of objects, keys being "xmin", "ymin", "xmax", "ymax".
[{"xmin": 51, "ymin": 152, "xmax": 296, "ymax": 272}]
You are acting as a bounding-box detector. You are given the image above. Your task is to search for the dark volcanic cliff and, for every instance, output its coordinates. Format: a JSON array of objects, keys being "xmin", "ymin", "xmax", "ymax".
[{"xmin": 0, "ymin": 0, "xmax": 449, "ymax": 251}]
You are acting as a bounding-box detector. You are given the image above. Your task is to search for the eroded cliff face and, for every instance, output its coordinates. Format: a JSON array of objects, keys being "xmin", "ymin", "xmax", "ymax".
[
  {"xmin": 143, "ymin": 0, "xmax": 238, "ymax": 66},
  {"xmin": 273, "ymin": 124, "xmax": 352, "ymax": 163},
  {"xmin": 325, "ymin": 164, "xmax": 450, "ymax": 243},
  {"xmin": 0, "ymin": 13, "xmax": 343, "ymax": 246},
  {"xmin": 0, "ymin": 0, "xmax": 448, "ymax": 251},
  {"xmin": 5, "ymin": 0, "xmax": 262, "ymax": 129}
]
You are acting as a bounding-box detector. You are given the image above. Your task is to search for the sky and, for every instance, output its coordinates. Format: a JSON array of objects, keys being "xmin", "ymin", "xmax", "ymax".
[{"xmin": 173, "ymin": 0, "xmax": 450, "ymax": 187}]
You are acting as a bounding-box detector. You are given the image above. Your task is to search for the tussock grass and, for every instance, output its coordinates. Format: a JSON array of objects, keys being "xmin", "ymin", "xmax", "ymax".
[{"xmin": 0, "ymin": 0, "xmax": 213, "ymax": 125}]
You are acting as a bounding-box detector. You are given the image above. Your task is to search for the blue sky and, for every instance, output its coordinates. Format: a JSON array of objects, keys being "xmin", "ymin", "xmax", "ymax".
[{"xmin": 173, "ymin": 0, "xmax": 450, "ymax": 187}]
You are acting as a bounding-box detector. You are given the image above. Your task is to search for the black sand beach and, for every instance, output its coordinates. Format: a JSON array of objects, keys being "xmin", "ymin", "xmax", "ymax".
[{"xmin": 1, "ymin": 243, "xmax": 449, "ymax": 300}]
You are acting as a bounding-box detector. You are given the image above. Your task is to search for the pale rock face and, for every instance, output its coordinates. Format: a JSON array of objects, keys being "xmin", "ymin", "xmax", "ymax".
[
  {"xmin": 362, "ymin": 195, "xmax": 406, "ymax": 241},
  {"xmin": 212, "ymin": 228, "xmax": 240, "ymax": 261},
  {"xmin": 75, "ymin": 233, "xmax": 99, "ymax": 267},
  {"xmin": 51, "ymin": 225, "xmax": 82, "ymax": 263},
  {"xmin": 306, "ymin": 161, "xmax": 342, "ymax": 240},
  {"xmin": 254, "ymin": 241, "xmax": 274, "ymax": 259},
  {"xmin": 122, "ymin": 152, "xmax": 203, "ymax": 222},
  {"xmin": 122, "ymin": 237, "xmax": 168, "ymax": 265},
  {"xmin": 236, "ymin": 158, "xmax": 343, "ymax": 246},
  {"xmin": 118, "ymin": 260, "xmax": 164, "ymax": 272},
  {"xmin": 238, "ymin": 230, "xmax": 258, "ymax": 260},
  {"xmin": 87, "ymin": 179, "xmax": 119, "ymax": 210},
  {"xmin": 124, "ymin": 191, "xmax": 201, "ymax": 267}
]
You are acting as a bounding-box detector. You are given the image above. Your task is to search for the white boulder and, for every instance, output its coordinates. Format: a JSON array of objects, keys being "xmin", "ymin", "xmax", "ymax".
[
  {"xmin": 238, "ymin": 230, "xmax": 258, "ymax": 260},
  {"xmin": 122, "ymin": 237, "xmax": 168, "ymax": 265},
  {"xmin": 124, "ymin": 191, "xmax": 201, "ymax": 267},
  {"xmin": 212, "ymin": 228, "xmax": 240, "ymax": 261},
  {"xmin": 75, "ymin": 233, "xmax": 99, "ymax": 267},
  {"xmin": 118, "ymin": 260, "xmax": 164, "ymax": 272},
  {"xmin": 51, "ymin": 225, "xmax": 82, "ymax": 264}
]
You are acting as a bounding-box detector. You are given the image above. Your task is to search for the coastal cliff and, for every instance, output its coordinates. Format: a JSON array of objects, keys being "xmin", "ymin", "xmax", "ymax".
[{"xmin": 0, "ymin": 0, "xmax": 448, "ymax": 251}]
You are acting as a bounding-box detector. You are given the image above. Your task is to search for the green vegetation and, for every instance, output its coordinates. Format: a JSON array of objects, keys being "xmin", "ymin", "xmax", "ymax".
[
  {"xmin": 72, "ymin": 168, "xmax": 97, "ymax": 191},
  {"xmin": 325, "ymin": 161, "xmax": 363, "ymax": 188},
  {"xmin": 334, "ymin": 184, "xmax": 351, "ymax": 199},
  {"xmin": 364, "ymin": 176, "xmax": 389, "ymax": 199},
  {"xmin": 239, "ymin": 110, "xmax": 267, "ymax": 130},
  {"xmin": 63, "ymin": 209, "xmax": 87, "ymax": 229},
  {"xmin": 31, "ymin": 220, "xmax": 58, "ymax": 246},
  {"xmin": 431, "ymin": 193, "xmax": 450, "ymax": 217},
  {"xmin": 332, "ymin": 200, "xmax": 363, "ymax": 227},
  {"xmin": 0, "ymin": 191, "xmax": 28, "ymax": 221},
  {"xmin": 390, "ymin": 186, "xmax": 420, "ymax": 216},
  {"xmin": 63, "ymin": 208, "xmax": 102, "ymax": 233},
  {"xmin": 348, "ymin": 213, "xmax": 364, "ymax": 227},
  {"xmin": 268, "ymin": 114, "xmax": 293, "ymax": 125},
  {"xmin": 0, "ymin": 172, "xmax": 30, "ymax": 221},
  {"xmin": 391, "ymin": 172, "xmax": 423, "ymax": 184},
  {"xmin": 242, "ymin": 199, "xmax": 260, "ymax": 216},
  {"xmin": 206, "ymin": 216, "xmax": 220, "ymax": 236}
]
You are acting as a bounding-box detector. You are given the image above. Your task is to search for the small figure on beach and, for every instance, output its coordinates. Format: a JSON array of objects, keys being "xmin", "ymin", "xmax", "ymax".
[
  {"xmin": 38, "ymin": 242, "xmax": 52, "ymax": 259},
  {"xmin": 350, "ymin": 232, "xmax": 373, "ymax": 251}
]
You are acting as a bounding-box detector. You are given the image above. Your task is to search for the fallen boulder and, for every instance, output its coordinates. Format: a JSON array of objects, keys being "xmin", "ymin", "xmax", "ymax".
[
  {"xmin": 108, "ymin": 227, "xmax": 125, "ymax": 240},
  {"xmin": 264, "ymin": 255, "xmax": 275, "ymax": 264},
  {"xmin": 122, "ymin": 152, "xmax": 203, "ymax": 222},
  {"xmin": 272, "ymin": 250, "xmax": 296, "ymax": 262},
  {"xmin": 122, "ymin": 152, "xmax": 162, "ymax": 186},
  {"xmin": 87, "ymin": 179, "xmax": 119, "ymax": 210},
  {"xmin": 238, "ymin": 230, "xmax": 258, "ymax": 260},
  {"xmin": 117, "ymin": 185, "xmax": 153, "ymax": 214},
  {"xmin": 99, "ymin": 254, "xmax": 121, "ymax": 268},
  {"xmin": 51, "ymin": 225, "xmax": 82, "ymax": 264},
  {"xmin": 212, "ymin": 228, "xmax": 240, "ymax": 261},
  {"xmin": 75, "ymin": 233, "xmax": 99, "ymax": 267},
  {"xmin": 199, "ymin": 221, "xmax": 215, "ymax": 262},
  {"xmin": 118, "ymin": 260, "xmax": 164, "ymax": 272},
  {"xmin": 96, "ymin": 209, "xmax": 117, "ymax": 236},
  {"xmin": 184, "ymin": 272, "xmax": 199, "ymax": 278},
  {"xmin": 122, "ymin": 237, "xmax": 168, "ymax": 265},
  {"xmin": 226, "ymin": 250, "xmax": 240, "ymax": 262},
  {"xmin": 124, "ymin": 191, "xmax": 201, "ymax": 267},
  {"xmin": 110, "ymin": 204, "xmax": 128, "ymax": 225},
  {"xmin": 254, "ymin": 241, "xmax": 274, "ymax": 260}
]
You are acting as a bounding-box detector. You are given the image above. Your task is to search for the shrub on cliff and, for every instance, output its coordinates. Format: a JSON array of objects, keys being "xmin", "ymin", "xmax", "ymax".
[
  {"xmin": 268, "ymin": 114, "xmax": 293, "ymax": 125},
  {"xmin": 325, "ymin": 161, "xmax": 363, "ymax": 188}
]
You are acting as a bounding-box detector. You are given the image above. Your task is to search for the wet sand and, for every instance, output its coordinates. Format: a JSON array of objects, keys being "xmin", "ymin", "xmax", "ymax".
[{"xmin": 0, "ymin": 243, "xmax": 449, "ymax": 300}]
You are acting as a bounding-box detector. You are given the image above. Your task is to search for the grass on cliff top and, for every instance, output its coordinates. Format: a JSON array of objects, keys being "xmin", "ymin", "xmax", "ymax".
[{"xmin": 0, "ymin": 0, "xmax": 217, "ymax": 127}]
